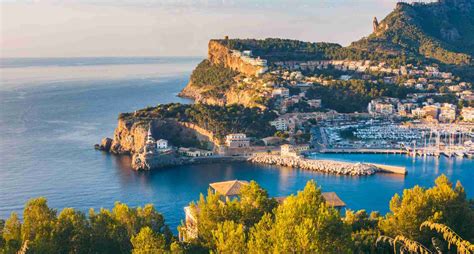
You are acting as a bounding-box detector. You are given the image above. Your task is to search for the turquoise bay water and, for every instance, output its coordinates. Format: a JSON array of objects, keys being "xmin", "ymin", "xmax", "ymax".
[{"xmin": 0, "ymin": 57, "xmax": 473, "ymax": 231}]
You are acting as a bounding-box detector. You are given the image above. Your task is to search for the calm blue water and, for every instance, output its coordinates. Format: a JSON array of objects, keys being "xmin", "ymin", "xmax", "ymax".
[{"xmin": 0, "ymin": 57, "xmax": 473, "ymax": 232}]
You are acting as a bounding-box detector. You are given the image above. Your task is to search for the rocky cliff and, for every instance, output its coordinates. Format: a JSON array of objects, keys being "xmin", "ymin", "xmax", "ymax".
[
  {"xmin": 110, "ymin": 118, "xmax": 149, "ymax": 154},
  {"xmin": 108, "ymin": 117, "xmax": 216, "ymax": 155},
  {"xmin": 180, "ymin": 79, "xmax": 265, "ymax": 108},
  {"xmin": 207, "ymin": 40, "xmax": 266, "ymax": 76},
  {"xmin": 179, "ymin": 40, "xmax": 270, "ymax": 109}
]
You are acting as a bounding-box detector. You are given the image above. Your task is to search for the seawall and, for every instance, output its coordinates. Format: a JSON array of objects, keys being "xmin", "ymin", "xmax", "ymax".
[
  {"xmin": 249, "ymin": 154, "xmax": 378, "ymax": 176},
  {"xmin": 249, "ymin": 154, "xmax": 407, "ymax": 176}
]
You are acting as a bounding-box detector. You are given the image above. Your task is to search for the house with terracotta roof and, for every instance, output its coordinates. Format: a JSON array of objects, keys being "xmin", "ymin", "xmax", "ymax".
[
  {"xmin": 180, "ymin": 180, "xmax": 249, "ymax": 241},
  {"xmin": 210, "ymin": 180, "xmax": 249, "ymax": 202},
  {"xmin": 274, "ymin": 192, "xmax": 346, "ymax": 210}
]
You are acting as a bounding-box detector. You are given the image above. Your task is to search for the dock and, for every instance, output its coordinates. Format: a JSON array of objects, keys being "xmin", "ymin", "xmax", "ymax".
[
  {"xmin": 319, "ymin": 148, "xmax": 407, "ymax": 154},
  {"xmin": 370, "ymin": 163, "xmax": 407, "ymax": 175}
]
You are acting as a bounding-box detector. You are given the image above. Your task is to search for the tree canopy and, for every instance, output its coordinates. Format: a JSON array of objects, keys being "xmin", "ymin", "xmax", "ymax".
[{"xmin": 1, "ymin": 175, "xmax": 473, "ymax": 254}]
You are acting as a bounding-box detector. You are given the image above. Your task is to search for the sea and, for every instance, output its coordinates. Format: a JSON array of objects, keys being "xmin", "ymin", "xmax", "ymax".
[{"xmin": 0, "ymin": 57, "xmax": 473, "ymax": 232}]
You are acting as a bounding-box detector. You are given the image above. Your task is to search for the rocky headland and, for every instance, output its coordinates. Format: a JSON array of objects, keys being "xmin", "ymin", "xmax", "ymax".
[
  {"xmin": 178, "ymin": 40, "xmax": 272, "ymax": 109},
  {"xmin": 103, "ymin": 117, "xmax": 215, "ymax": 156},
  {"xmin": 97, "ymin": 115, "xmax": 219, "ymax": 170}
]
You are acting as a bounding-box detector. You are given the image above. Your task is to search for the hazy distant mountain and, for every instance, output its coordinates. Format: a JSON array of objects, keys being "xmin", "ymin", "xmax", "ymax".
[{"xmin": 351, "ymin": 0, "xmax": 474, "ymax": 65}]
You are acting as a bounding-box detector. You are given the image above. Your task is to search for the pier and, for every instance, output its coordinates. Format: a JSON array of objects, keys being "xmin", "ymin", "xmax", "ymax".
[
  {"xmin": 249, "ymin": 154, "xmax": 407, "ymax": 176},
  {"xmin": 319, "ymin": 148, "xmax": 407, "ymax": 154},
  {"xmin": 369, "ymin": 163, "xmax": 407, "ymax": 175}
]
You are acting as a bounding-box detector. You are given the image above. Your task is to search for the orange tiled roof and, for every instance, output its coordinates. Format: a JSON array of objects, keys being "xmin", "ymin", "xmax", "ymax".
[
  {"xmin": 209, "ymin": 180, "xmax": 249, "ymax": 197},
  {"xmin": 321, "ymin": 192, "xmax": 346, "ymax": 208},
  {"xmin": 275, "ymin": 192, "xmax": 346, "ymax": 208}
]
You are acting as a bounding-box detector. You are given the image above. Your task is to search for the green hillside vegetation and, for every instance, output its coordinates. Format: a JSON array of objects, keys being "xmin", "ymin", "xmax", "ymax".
[
  {"xmin": 189, "ymin": 59, "xmax": 239, "ymax": 99},
  {"xmin": 1, "ymin": 175, "xmax": 473, "ymax": 253},
  {"xmin": 119, "ymin": 103, "xmax": 277, "ymax": 142},
  {"xmin": 0, "ymin": 200, "xmax": 172, "ymax": 254},
  {"xmin": 351, "ymin": 1, "xmax": 474, "ymax": 65},
  {"xmin": 220, "ymin": 38, "xmax": 343, "ymax": 62},
  {"xmin": 305, "ymin": 80, "xmax": 416, "ymax": 113},
  {"xmin": 218, "ymin": 38, "xmax": 413, "ymax": 65}
]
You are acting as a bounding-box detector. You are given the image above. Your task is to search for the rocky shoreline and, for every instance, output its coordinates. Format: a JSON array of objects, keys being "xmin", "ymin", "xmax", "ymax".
[{"xmin": 249, "ymin": 154, "xmax": 379, "ymax": 176}]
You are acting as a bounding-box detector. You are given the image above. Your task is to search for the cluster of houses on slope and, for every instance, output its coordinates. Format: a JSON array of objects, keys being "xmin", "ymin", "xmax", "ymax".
[
  {"xmin": 179, "ymin": 180, "xmax": 346, "ymax": 242},
  {"xmin": 272, "ymin": 60, "xmax": 456, "ymax": 79},
  {"xmin": 368, "ymin": 96, "xmax": 474, "ymax": 123},
  {"xmin": 270, "ymin": 111, "xmax": 340, "ymax": 132}
]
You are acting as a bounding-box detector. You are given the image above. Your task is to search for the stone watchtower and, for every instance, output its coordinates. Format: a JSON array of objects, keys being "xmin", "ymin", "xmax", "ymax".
[{"xmin": 373, "ymin": 17, "xmax": 379, "ymax": 33}]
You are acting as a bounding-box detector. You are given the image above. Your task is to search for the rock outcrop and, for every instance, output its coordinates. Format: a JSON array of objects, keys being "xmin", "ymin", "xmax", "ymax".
[
  {"xmin": 207, "ymin": 40, "xmax": 266, "ymax": 77},
  {"xmin": 95, "ymin": 137, "xmax": 113, "ymax": 151},
  {"xmin": 179, "ymin": 40, "xmax": 269, "ymax": 109},
  {"xmin": 109, "ymin": 118, "xmax": 149, "ymax": 154},
  {"xmin": 107, "ymin": 118, "xmax": 216, "ymax": 155},
  {"xmin": 180, "ymin": 81, "xmax": 264, "ymax": 109}
]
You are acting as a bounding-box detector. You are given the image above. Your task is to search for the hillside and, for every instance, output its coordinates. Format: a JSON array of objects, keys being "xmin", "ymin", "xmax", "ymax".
[
  {"xmin": 351, "ymin": 0, "xmax": 474, "ymax": 65},
  {"xmin": 179, "ymin": 0, "xmax": 474, "ymax": 108}
]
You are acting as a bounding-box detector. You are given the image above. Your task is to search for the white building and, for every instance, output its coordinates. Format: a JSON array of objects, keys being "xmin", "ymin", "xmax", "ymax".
[
  {"xmin": 272, "ymin": 88, "xmax": 290, "ymax": 98},
  {"xmin": 438, "ymin": 104, "xmax": 456, "ymax": 123},
  {"xmin": 156, "ymin": 139, "xmax": 168, "ymax": 150},
  {"xmin": 339, "ymin": 75, "xmax": 352, "ymax": 81},
  {"xmin": 179, "ymin": 147, "xmax": 213, "ymax": 157},
  {"xmin": 462, "ymin": 107, "xmax": 474, "ymax": 122},
  {"xmin": 368, "ymin": 102, "xmax": 394, "ymax": 115},
  {"xmin": 307, "ymin": 99, "xmax": 322, "ymax": 108},
  {"xmin": 270, "ymin": 118, "xmax": 288, "ymax": 131},
  {"xmin": 225, "ymin": 134, "xmax": 250, "ymax": 148},
  {"xmin": 280, "ymin": 144, "xmax": 310, "ymax": 157}
]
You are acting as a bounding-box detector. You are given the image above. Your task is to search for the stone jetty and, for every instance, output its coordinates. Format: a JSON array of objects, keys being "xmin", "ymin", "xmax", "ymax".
[{"xmin": 249, "ymin": 154, "xmax": 379, "ymax": 176}]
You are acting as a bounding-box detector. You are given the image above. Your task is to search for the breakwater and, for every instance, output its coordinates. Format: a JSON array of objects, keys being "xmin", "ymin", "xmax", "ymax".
[{"xmin": 249, "ymin": 154, "xmax": 406, "ymax": 176}]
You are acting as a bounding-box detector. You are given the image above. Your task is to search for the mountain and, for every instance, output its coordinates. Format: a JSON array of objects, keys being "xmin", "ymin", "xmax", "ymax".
[{"xmin": 351, "ymin": 0, "xmax": 474, "ymax": 65}]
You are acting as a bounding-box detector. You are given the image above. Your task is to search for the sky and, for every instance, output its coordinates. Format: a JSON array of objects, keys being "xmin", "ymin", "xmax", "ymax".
[{"xmin": 0, "ymin": 0, "xmax": 435, "ymax": 58}]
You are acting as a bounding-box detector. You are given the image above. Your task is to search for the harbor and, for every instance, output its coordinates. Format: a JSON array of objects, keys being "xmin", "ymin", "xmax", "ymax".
[{"xmin": 316, "ymin": 121, "xmax": 474, "ymax": 159}]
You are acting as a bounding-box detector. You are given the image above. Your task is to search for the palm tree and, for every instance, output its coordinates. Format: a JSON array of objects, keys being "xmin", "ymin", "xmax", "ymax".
[
  {"xmin": 420, "ymin": 221, "xmax": 474, "ymax": 254},
  {"xmin": 376, "ymin": 221, "xmax": 474, "ymax": 254},
  {"xmin": 376, "ymin": 235, "xmax": 432, "ymax": 254}
]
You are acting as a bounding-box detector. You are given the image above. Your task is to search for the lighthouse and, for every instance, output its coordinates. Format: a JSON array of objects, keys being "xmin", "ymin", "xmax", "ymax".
[{"xmin": 144, "ymin": 126, "xmax": 157, "ymax": 154}]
